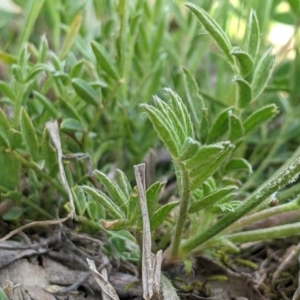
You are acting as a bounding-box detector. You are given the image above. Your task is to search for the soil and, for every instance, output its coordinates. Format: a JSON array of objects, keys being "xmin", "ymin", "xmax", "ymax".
[{"xmin": 0, "ymin": 225, "xmax": 299, "ymax": 300}]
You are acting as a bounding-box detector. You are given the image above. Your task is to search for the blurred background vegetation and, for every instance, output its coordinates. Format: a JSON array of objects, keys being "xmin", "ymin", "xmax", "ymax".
[{"xmin": 0, "ymin": 0, "xmax": 299, "ymax": 233}]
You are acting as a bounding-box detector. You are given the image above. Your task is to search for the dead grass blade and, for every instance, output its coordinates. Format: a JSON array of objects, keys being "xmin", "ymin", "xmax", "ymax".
[
  {"xmin": 46, "ymin": 120, "xmax": 76, "ymax": 218},
  {"xmin": 134, "ymin": 163, "xmax": 154, "ymax": 299},
  {"xmin": 87, "ymin": 258, "xmax": 119, "ymax": 300}
]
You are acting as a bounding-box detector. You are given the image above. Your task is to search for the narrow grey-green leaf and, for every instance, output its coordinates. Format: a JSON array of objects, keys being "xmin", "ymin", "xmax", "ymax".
[
  {"xmin": 25, "ymin": 63, "xmax": 51, "ymax": 82},
  {"xmin": 181, "ymin": 67, "xmax": 203, "ymax": 129},
  {"xmin": 228, "ymin": 112, "xmax": 244, "ymax": 142},
  {"xmin": 251, "ymin": 49, "xmax": 275, "ymax": 100},
  {"xmin": 61, "ymin": 118, "xmax": 85, "ymax": 133},
  {"xmin": 185, "ymin": 142, "xmax": 226, "ymax": 170},
  {"xmin": 141, "ymin": 104, "xmax": 180, "ymax": 158},
  {"xmin": 146, "ymin": 181, "xmax": 165, "ymax": 218},
  {"xmin": 0, "ymin": 108, "xmax": 11, "ymax": 147},
  {"xmin": 101, "ymin": 219, "xmax": 128, "ymax": 231},
  {"xmin": 73, "ymin": 186, "xmax": 87, "ymax": 216},
  {"xmin": 243, "ymin": 104, "xmax": 279, "ymax": 133},
  {"xmin": 0, "ymin": 81, "xmax": 17, "ymax": 102},
  {"xmin": 154, "ymin": 95, "xmax": 185, "ymax": 146},
  {"xmin": 150, "ymin": 201, "xmax": 179, "ymax": 231},
  {"xmin": 190, "ymin": 142, "xmax": 235, "ymax": 191},
  {"xmin": 115, "ymin": 169, "xmax": 132, "ymax": 199},
  {"xmin": 81, "ymin": 186, "xmax": 124, "ymax": 219},
  {"xmin": 200, "ymin": 108, "xmax": 209, "ymax": 143},
  {"xmin": 234, "ymin": 76, "xmax": 252, "ymax": 109},
  {"xmin": 225, "ymin": 158, "xmax": 253, "ymax": 174},
  {"xmin": 230, "ymin": 47, "xmax": 253, "ymax": 77},
  {"xmin": 185, "ymin": 3, "xmax": 234, "ymax": 65},
  {"xmin": 20, "ymin": 108, "xmax": 39, "ymax": 162},
  {"xmin": 91, "ymin": 41, "xmax": 119, "ymax": 80},
  {"xmin": 207, "ymin": 108, "xmax": 232, "ymax": 143},
  {"xmin": 179, "ymin": 137, "xmax": 201, "ymax": 161},
  {"xmin": 86, "ymin": 200, "xmax": 102, "ymax": 221},
  {"xmin": 72, "ymin": 78, "xmax": 99, "ymax": 106},
  {"xmin": 94, "ymin": 170, "xmax": 127, "ymax": 213},
  {"xmin": 127, "ymin": 188, "xmax": 141, "ymax": 226},
  {"xmin": 245, "ymin": 10, "xmax": 260, "ymax": 61},
  {"xmin": 188, "ymin": 185, "xmax": 238, "ymax": 213},
  {"xmin": 9, "ymin": 129, "xmax": 23, "ymax": 150},
  {"xmin": 164, "ymin": 87, "xmax": 194, "ymax": 138}
]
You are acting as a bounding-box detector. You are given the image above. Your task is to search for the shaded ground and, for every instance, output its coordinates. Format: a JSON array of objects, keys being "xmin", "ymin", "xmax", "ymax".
[{"xmin": 0, "ymin": 226, "xmax": 299, "ymax": 300}]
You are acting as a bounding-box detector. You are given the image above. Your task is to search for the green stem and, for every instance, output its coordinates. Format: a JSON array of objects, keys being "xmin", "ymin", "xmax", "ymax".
[
  {"xmin": 171, "ymin": 162, "xmax": 190, "ymax": 258},
  {"xmin": 87, "ymin": 80, "xmax": 123, "ymax": 132},
  {"xmin": 224, "ymin": 221, "xmax": 300, "ymax": 244},
  {"xmin": 180, "ymin": 154, "xmax": 300, "ymax": 256},
  {"xmin": 12, "ymin": 151, "xmax": 68, "ymax": 197},
  {"xmin": 278, "ymin": 182, "xmax": 300, "ymax": 202},
  {"xmin": 224, "ymin": 199, "xmax": 299, "ymax": 234}
]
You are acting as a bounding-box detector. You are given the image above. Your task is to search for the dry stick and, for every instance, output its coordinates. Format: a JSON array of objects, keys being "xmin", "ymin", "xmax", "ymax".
[{"xmin": 134, "ymin": 163, "xmax": 154, "ymax": 300}]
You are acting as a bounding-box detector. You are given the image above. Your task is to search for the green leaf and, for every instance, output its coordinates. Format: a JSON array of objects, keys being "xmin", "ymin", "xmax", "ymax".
[
  {"xmin": 59, "ymin": 96, "xmax": 83, "ymax": 122},
  {"xmin": 59, "ymin": 12, "xmax": 82, "ymax": 60},
  {"xmin": 234, "ymin": 76, "xmax": 252, "ymax": 109},
  {"xmin": 200, "ymin": 108, "xmax": 209, "ymax": 143},
  {"xmin": 185, "ymin": 3, "xmax": 234, "ymax": 65},
  {"xmin": 2, "ymin": 207, "xmax": 23, "ymax": 221},
  {"xmin": 73, "ymin": 186, "xmax": 87, "ymax": 216},
  {"xmin": 228, "ymin": 112, "xmax": 244, "ymax": 142},
  {"xmin": 86, "ymin": 200, "xmax": 102, "ymax": 221},
  {"xmin": 20, "ymin": 108, "xmax": 39, "ymax": 162},
  {"xmin": 81, "ymin": 185, "xmax": 124, "ymax": 219},
  {"xmin": 0, "ymin": 51, "xmax": 17, "ymax": 65},
  {"xmin": 179, "ymin": 137, "xmax": 201, "ymax": 161},
  {"xmin": 72, "ymin": 78, "xmax": 100, "ymax": 106},
  {"xmin": 41, "ymin": 127, "xmax": 58, "ymax": 176},
  {"xmin": 127, "ymin": 188, "xmax": 141, "ymax": 225},
  {"xmin": 154, "ymin": 95, "xmax": 185, "ymax": 146},
  {"xmin": 243, "ymin": 104, "xmax": 279, "ymax": 133},
  {"xmin": 115, "ymin": 169, "xmax": 132, "ymax": 200},
  {"xmin": 94, "ymin": 170, "xmax": 127, "ymax": 213},
  {"xmin": 207, "ymin": 108, "xmax": 231, "ymax": 143},
  {"xmin": 91, "ymin": 41, "xmax": 120, "ymax": 80},
  {"xmin": 164, "ymin": 88, "xmax": 194, "ymax": 138},
  {"xmin": 150, "ymin": 201, "xmax": 179, "ymax": 230},
  {"xmin": 33, "ymin": 91, "xmax": 59, "ymax": 118},
  {"xmin": 184, "ymin": 142, "xmax": 227, "ymax": 170},
  {"xmin": 251, "ymin": 49, "xmax": 275, "ymax": 100},
  {"xmin": 0, "ymin": 150, "xmax": 20, "ymax": 189},
  {"xmin": 245, "ymin": 10, "xmax": 260, "ymax": 61},
  {"xmin": 230, "ymin": 47, "xmax": 253, "ymax": 77},
  {"xmin": 181, "ymin": 67, "xmax": 203, "ymax": 129},
  {"xmin": 189, "ymin": 142, "xmax": 235, "ymax": 191},
  {"xmin": 9, "ymin": 129, "xmax": 23, "ymax": 150},
  {"xmin": 25, "ymin": 63, "xmax": 51, "ymax": 82},
  {"xmin": 61, "ymin": 118, "xmax": 85, "ymax": 133},
  {"xmin": 18, "ymin": 0, "xmax": 45, "ymax": 49},
  {"xmin": 141, "ymin": 103, "xmax": 180, "ymax": 158},
  {"xmin": 38, "ymin": 34, "xmax": 49, "ymax": 63},
  {"xmin": 188, "ymin": 185, "xmax": 238, "ymax": 213},
  {"xmin": 0, "ymin": 81, "xmax": 17, "ymax": 102},
  {"xmin": 287, "ymin": 0, "xmax": 300, "ymax": 16},
  {"xmin": 0, "ymin": 109, "xmax": 11, "ymax": 147},
  {"xmin": 70, "ymin": 60, "xmax": 85, "ymax": 78},
  {"xmin": 225, "ymin": 158, "xmax": 253, "ymax": 174},
  {"xmin": 146, "ymin": 181, "xmax": 165, "ymax": 218}
]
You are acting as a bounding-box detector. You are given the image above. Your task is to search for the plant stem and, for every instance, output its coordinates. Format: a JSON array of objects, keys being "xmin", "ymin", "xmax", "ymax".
[
  {"xmin": 224, "ymin": 222, "xmax": 300, "ymax": 244},
  {"xmin": 224, "ymin": 199, "xmax": 299, "ymax": 233},
  {"xmin": 12, "ymin": 151, "xmax": 68, "ymax": 197},
  {"xmin": 180, "ymin": 154, "xmax": 300, "ymax": 256},
  {"xmin": 171, "ymin": 162, "xmax": 190, "ymax": 258}
]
